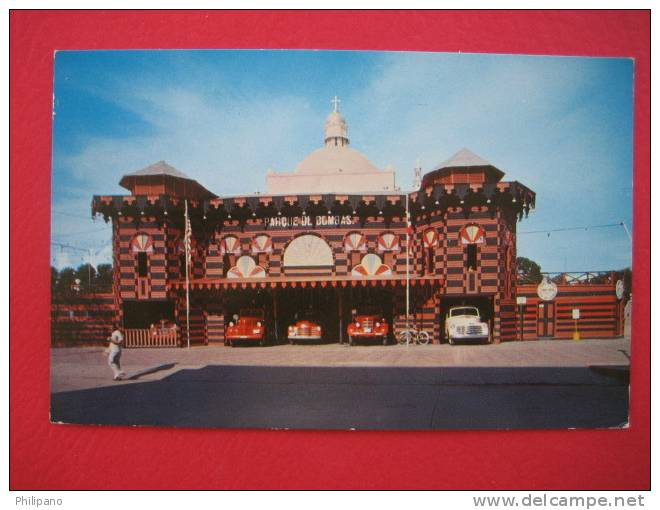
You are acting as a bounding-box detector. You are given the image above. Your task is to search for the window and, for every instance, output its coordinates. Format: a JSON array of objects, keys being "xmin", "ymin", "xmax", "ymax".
[
  {"xmin": 504, "ymin": 245, "xmax": 511, "ymax": 295},
  {"xmin": 222, "ymin": 253, "xmax": 231, "ymax": 277},
  {"xmin": 465, "ymin": 244, "xmax": 477, "ymax": 271},
  {"xmin": 179, "ymin": 253, "xmax": 187, "ymax": 276},
  {"xmin": 137, "ymin": 251, "xmax": 148, "ymax": 277},
  {"xmin": 426, "ymin": 248, "xmax": 434, "ymax": 275}
]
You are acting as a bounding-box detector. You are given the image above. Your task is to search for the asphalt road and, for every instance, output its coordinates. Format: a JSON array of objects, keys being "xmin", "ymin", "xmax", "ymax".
[{"xmin": 51, "ymin": 363, "xmax": 629, "ymax": 430}]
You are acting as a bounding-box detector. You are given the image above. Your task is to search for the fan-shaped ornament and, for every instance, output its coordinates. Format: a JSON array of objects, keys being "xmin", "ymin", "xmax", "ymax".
[
  {"xmin": 130, "ymin": 233, "xmax": 154, "ymax": 253},
  {"xmin": 344, "ymin": 232, "xmax": 367, "ymax": 252},
  {"xmin": 283, "ymin": 235, "xmax": 334, "ymax": 267},
  {"xmin": 219, "ymin": 235, "xmax": 241, "ymax": 255},
  {"xmin": 251, "ymin": 234, "xmax": 273, "ymax": 254},
  {"xmin": 377, "ymin": 232, "xmax": 400, "ymax": 252},
  {"xmin": 422, "ymin": 229, "xmax": 439, "ymax": 248},
  {"xmin": 227, "ymin": 256, "xmax": 266, "ymax": 278},
  {"xmin": 351, "ymin": 253, "xmax": 392, "ymax": 277},
  {"xmin": 459, "ymin": 224, "xmax": 486, "ymax": 245}
]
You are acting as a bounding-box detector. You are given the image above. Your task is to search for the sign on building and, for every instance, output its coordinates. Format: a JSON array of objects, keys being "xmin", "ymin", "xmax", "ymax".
[
  {"xmin": 616, "ymin": 280, "xmax": 625, "ymax": 300},
  {"xmin": 537, "ymin": 276, "xmax": 558, "ymax": 301}
]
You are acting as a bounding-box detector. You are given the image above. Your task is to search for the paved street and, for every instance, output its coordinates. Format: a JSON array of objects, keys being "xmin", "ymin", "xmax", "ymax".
[{"xmin": 50, "ymin": 338, "xmax": 630, "ymax": 430}]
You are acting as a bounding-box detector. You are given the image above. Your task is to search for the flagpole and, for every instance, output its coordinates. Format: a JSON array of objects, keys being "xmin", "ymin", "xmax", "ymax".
[
  {"xmin": 184, "ymin": 199, "xmax": 191, "ymax": 350},
  {"xmin": 405, "ymin": 192, "xmax": 410, "ymax": 336}
]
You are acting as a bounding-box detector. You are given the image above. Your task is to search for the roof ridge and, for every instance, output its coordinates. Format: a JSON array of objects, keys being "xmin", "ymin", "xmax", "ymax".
[
  {"xmin": 126, "ymin": 160, "xmax": 192, "ymax": 180},
  {"xmin": 434, "ymin": 148, "xmax": 493, "ymax": 171}
]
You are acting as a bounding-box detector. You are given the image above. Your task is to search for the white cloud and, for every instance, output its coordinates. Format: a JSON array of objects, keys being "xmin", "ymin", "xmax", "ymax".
[
  {"xmin": 52, "ymin": 51, "xmax": 633, "ymax": 271},
  {"xmin": 58, "ymin": 85, "xmax": 319, "ymax": 198}
]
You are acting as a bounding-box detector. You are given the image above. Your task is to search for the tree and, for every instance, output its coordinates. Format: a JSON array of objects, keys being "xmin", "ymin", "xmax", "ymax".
[
  {"xmin": 95, "ymin": 263, "xmax": 113, "ymax": 287},
  {"xmin": 56, "ymin": 267, "xmax": 77, "ymax": 294},
  {"xmin": 76, "ymin": 263, "xmax": 97, "ymax": 290},
  {"xmin": 51, "ymin": 266, "xmax": 59, "ymax": 290},
  {"xmin": 517, "ymin": 257, "xmax": 542, "ymax": 284}
]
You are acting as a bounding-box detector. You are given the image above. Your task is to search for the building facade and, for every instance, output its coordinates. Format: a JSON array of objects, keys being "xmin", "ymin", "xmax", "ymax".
[{"xmin": 89, "ymin": 104, "xmax": 624, "ymax": 347}]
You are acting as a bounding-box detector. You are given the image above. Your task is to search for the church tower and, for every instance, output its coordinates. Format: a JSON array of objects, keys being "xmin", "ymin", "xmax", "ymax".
[{"xmin": 324, "ymin": 96, "xmax": 349, "ymax": 147}]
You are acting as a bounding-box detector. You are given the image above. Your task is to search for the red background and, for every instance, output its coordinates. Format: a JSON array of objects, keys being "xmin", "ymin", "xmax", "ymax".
[{"xmin": 10, "ymin": 10, "xmax": 650, "ymax": 490}]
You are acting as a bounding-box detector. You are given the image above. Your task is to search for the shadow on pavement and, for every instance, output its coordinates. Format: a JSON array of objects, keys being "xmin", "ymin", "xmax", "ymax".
[
  {"xmin": 126, "ymin": 363, "xmax": 178, "ymax": 380},
  {"xmin": 589, "ymin": 364, "xmax": 630, "ymax": 384},
  {"xmin": 51, "ymin": 365, "xmax": 629, "ymax": 430}
]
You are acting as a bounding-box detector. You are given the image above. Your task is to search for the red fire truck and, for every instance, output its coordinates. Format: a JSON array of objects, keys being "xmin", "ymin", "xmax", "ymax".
[
  {"xmin": 346, "ymin": 309, "xmax": 389, "ymax": 346},
  {"xmin": 225, "ymin": 309, "xmax": 267, "ymax": 347}
]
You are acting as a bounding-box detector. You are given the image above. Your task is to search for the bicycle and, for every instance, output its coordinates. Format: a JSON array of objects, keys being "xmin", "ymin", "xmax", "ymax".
[{"xmin": 395, "ymin": 327, "xmax": 431, "ymax": 345}]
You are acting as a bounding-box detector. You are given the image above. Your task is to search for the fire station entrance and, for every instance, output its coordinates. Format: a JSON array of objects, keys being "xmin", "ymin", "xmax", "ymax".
[
  {"xmin": 218, "ymin": 283, "xmax": 399, "ymax": 344},
  {"xmin": 341, "ymin": 285, "xmax": 396, "ymax": 343},
  {"xmin": 275, "ymin": 284, "xmax": 397, "ymax": 344},
  {"xmin": 275, "ymin": 286, "xmax": 339, "ymax": 343},
  {"xmin": 438, "ymin": 295, "xmax": 494, "ymax": 343}
]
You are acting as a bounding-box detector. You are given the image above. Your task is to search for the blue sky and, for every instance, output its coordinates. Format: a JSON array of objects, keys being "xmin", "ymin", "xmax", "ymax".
[{"xmin": 51, "ymin": 50, "xmax": 633, "ymax": 272}]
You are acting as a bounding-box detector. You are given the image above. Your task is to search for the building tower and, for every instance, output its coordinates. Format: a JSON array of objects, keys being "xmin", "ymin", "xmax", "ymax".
[
  {"xmin": 324, "ymin": 96, "xmax": 349, "ymax": 147},
  {"xmin": 414, "ymin": 158, "xmax": 422, "ymax": 189}
]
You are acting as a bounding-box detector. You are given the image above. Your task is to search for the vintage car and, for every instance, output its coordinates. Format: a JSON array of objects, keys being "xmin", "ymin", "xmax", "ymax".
[
  {"xmin": 225, "ymin": 308, "xmax": 267, "ymax": 346},
  {"xmin": 346, "ymin": 310, "xmax": 389, "ymax": 346},
  {"xmin": 444, "ymin": 306, "xmax": 490, "ymax": 344},
  {"xmin": 287, "ymin": 312, "xmax": 323, "ymax": 344}
]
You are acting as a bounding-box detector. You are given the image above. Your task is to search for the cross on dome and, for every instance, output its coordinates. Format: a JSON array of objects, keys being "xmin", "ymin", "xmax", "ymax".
[
  {"xmin": 324, "ymin": 97, "xmax": 349, "ymax": 147},
  {"xmin": 331, "ymin": 95, "xmax": 341, "ymax": 112}
]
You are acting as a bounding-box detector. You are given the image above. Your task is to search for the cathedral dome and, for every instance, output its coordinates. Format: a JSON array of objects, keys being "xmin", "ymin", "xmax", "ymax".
[
  {"xmin": 295, "ymin": 96, "xmax": 379, "ymax": 175},
  {"xmin": 265, "ymin": 97, "xmax": 396, "ymax": 194},
  {"xmin": 295, "ymin": 145, "xmax": 381, "ymax": 175}
]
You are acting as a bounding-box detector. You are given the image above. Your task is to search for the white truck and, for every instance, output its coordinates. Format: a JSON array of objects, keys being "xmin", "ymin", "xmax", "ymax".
[{"xmin": 444, "ymin": 306, "xmax": 491, "ymax": 345}]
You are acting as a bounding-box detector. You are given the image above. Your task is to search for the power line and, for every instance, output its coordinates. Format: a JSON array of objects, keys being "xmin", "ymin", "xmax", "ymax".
[
  {"xmin": 51, "ymin": 241, "xmax": 88, "ymax": 253},
  {"xmin": 518, "ymin": 222, "xmax": 627, "ymax": 235},
  {"xmin": 52, "ymin": 226, "xmax": 111, "ymax": 238},
  {"xmin": 51, "ymin": 241, "xmax": 110, "ymax": 256},
  {"xmin": 52, "ymin": 210, "xmax": 95, "ymax": 220}
]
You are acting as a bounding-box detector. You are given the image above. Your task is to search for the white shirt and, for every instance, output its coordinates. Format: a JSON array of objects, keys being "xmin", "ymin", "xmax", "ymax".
[{"xmin": 109, "ymin": 329, "xmax": 124, "ymax": 353}]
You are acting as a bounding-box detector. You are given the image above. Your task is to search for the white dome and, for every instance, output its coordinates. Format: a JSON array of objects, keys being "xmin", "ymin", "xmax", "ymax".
[
  {"xmin": 295, "ymin": 145, "xmax": 381, "ymax": 175},
  {"xmin": 265, "ymin": 97, "xmax": 397, "ymax": 194}
]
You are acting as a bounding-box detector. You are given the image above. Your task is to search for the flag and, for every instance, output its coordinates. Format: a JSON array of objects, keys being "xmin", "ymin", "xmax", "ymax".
[
  {"xmin": 184, "ymin": 200, "xmax": 191, "ymax": 349},
  {"xmin": 184, "ymin": 203, "xmax": 192, "ymax": 270}
]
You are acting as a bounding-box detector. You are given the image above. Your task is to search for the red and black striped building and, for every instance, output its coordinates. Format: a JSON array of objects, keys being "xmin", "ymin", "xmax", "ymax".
[{"xmin": 88, "ymin": 108, "xmax": 625, "ymax": 346}]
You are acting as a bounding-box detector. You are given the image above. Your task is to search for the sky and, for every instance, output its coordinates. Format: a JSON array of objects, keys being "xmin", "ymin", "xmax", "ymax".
[{"xmin": 51, "ymin": 50, "xmax": 633, "ymax": 273}]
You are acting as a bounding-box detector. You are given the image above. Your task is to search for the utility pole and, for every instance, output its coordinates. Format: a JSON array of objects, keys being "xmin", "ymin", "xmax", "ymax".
[{"xmin": 621, "ymin": 221, "xmax": 632, "ymax": 243}]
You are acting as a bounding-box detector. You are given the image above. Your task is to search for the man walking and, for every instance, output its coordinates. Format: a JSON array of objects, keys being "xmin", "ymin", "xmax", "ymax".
[{"xmin": 106, "ymin": 323, "xmax": 126, "ymax": 381}]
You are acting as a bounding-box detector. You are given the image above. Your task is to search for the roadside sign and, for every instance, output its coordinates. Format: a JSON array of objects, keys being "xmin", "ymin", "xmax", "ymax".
[{"xmin": 572, "ymin": 308, "xmax": 580, "ymax": 320}]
